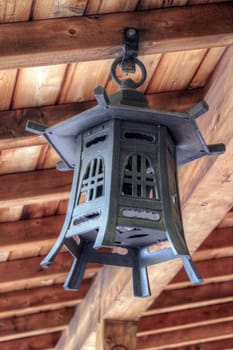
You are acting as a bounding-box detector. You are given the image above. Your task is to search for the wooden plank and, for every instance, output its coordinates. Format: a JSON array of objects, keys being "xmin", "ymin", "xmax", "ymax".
[
  {"xmin": 0, "ymin": 169, "xmax": 73, "ymax": 209},
  {"xmin": 86, "ymin": 0, "xmax": 138, "ymax": 14},
  {"xmin": 137, "ymin": 321, "xmax": 233, "ymax": 349},
  {"xmin": 175, "ymin": 337, "xmax": 233, "ymax": 350},
  {"xmin": 0, "ymin": 206, "xmax": 23, "ymax": 224},
  {"xmin": 0, "ymin": 145, "xmax": 44, "ymax": 175},
  {"xmin": 188, "ymin": 0, "xmax": 232, "ymax": 4},
  {"xmin": 193, "ymin": 227, "xmax": 233, "ymax": 260},
  {"xmin": 0, "ymin": 0, "xmax": 33, "ymax": 23},
  {"xmin": 12, "ymin": 65, "xmax": 67, "ymax": 109},
  {"xmin": 0, "ymin": 308, "xmax": 74, "ymax": 342},
  {"xmin": 0, "ymin": 3, "xmax": 232, "ymax": 69},
  {"xmin": 21, "ymin": 199, "xmax": 67, "ymax": 221},
  {"xmin": 36, "ymin": 144, "xmax": 61, "ymax": 169},
  {"xmin": 0, "ymin": 252, "xmax": 99, "ymax": 293},
  {"xmin": 144, "ymin": 281, "xmax": 233, "ymax": 315},
  {"xmin": 59, "ymin": 60, "xmax": 112, "ymax": 103},
  {"xmin": 0, "ymin": 280, "xmax": 91, "ymax": 319},
  {"xmin": 168, "ymin": 256, "xmax": 233, "ymax": 290},
  {"xmin": 146, "ymin": 49, "xmax": 207, "ymax": 93},
  {"xmin": 0, "ymin": 88, "xmax": 204, "ymax": 150},
  {"xmin": 0, "ymin": 215, "xmax": 64, "ymax": 261},
  {"xmin": 137, "ymin": 0, "xmax": 188, "ymax": 10},
  {"xmin": 0, "ymin": 333, "xmax": 61, "ymax": 350},
  {"xmin": 0, "ymin": 145, "xmax": 60, "ymax": 175},
  {"xmin": 0, "ymin": 199, "xmax": 68, "ymax": 224},
  {"xmin": 137, "ymin": 302, "xmax": 233, "ymax": 335},
  {"xmin": 190, "ymin": 46, "xmax": 226, "ymax": 88},
  {"xmin": 55, "ymin": 47, "xmax": 233, "ymax": 350},
  {"xmin": 0, "ymin": 69, "xmax": 17, "ymax": 110},
  {"xmin": 33, "ymin": 0, "xmax": 88, "ymax": 19},
  {"xmin": 96, "ymin": 320, "xmax": 137, "ymax": 350}
]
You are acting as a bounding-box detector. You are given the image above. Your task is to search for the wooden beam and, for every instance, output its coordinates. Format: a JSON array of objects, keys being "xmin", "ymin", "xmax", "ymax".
[
  {"xmin": 0, "ymin": 308, "xmax": 74, "ymax": 342},
  {"xmin": 0, "ymin": 3, "xmax": 232, "ymax": 69},
  {"xmin": 144, "ymin": 280, "xmax": 233, "ymax": 316},
  {"xmin": 0, "ymin": 89, "xmax": 204, "ymax": 150},
  {"xmin": 0, "ymin": 252, "xmax": 99, "ymax": 293},
  {"xmin": 137, "ymin": 302, "xmax": 233, "ymax": 336},
  {"xmin": 1, "ymin": 333, "xmax": 61, "ymax": 350},
  {"xmin": 55, "ymin": 46, "xmax": 233, "ymax": 350},
  {"xmin": 0, "ymin": 280, "xmax": 91, "ymax": 319},
  {"xmin": 137, "ymin": 321, "xmax": 233, "ymax": 349},
  {"xmin": 96, "ymin": 320, "xmax": 137, "ymax": 350},
  {"xmin": 0, "ymin": 169, "xmax": 73, "ymax": 209}
]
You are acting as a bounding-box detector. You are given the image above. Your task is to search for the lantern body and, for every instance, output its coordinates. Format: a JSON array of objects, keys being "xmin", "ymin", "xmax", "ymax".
[
  {"xmin": 26, "ymin": 84, "xmax": 224, "ymax": 296},
  {"xmin": 66, "ymin": 119, "xmax": 186, "ymax": 257}
]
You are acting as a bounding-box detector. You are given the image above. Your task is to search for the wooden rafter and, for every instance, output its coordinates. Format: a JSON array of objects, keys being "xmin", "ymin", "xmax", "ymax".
[
  {"xmin": 137, "ymin": 320, "xmax": 233, "ymax": 349},
  {"xmin": 2, "ymin": 333, "xmax": 61, "ymax": 350},
  {"xmin": 0, "ymin": 308, "xmax": 74, "ymax": 342},
  {"xmin": 54, "ymin": 47, "xmax": 233, "ymax": 350},
  {"xmin": 137, "ymin": 302, "xmax": 233, "ymax": 336},
  {"xmin": 0, "ymin": 169, "xmax": 72, "ymax": 209},
  {"xmin": 144, "ymin": 280, "xmax": 233, "ymax": 315},
  {"xmin": 0, "ymin": 281, "xmax": 91, "ymax": 319},
  {"xmin": 0, "ymin": 252, "xmax": 99, "ymax": 293},
  {"xmin": 0, "ymin": 3, "xmax": 232, "ymax": 69}
]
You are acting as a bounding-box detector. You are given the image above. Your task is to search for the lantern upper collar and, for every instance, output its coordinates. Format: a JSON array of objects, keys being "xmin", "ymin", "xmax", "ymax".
[{"xmin": 26, "ymin": 84, "xmax": 225, "ymax": 169}]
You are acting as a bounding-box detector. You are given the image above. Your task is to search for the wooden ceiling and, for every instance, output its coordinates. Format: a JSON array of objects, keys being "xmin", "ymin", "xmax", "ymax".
[{"xmin": 0, "ymin": 1, "xmax": 233, "ymax": 349}]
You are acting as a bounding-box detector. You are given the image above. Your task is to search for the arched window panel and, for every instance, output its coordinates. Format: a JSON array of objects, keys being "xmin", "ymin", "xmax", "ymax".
[
  {"xmin": 122, "ymin": 154, "xmax": 159, "ymax": 200},
  {"xmin": 78, "ymin": 157, "xmax": 104, "ymax": 204}
]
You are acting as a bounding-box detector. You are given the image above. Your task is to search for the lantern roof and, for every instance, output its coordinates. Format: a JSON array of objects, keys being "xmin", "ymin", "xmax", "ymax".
[{"xmin": 26, "ymin": 85, "xmax": 225, "ymax": 168}]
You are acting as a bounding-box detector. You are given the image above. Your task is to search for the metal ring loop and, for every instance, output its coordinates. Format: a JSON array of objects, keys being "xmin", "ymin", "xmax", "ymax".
[{"xmin": 111, "ymin": 56, "xmax": 147, "ymax": 89}]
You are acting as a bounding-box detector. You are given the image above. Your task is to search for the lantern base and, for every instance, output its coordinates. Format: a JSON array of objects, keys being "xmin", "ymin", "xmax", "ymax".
[{"xmin": 48, "ymin": 237, "xmax": 202, "ymax": 297}]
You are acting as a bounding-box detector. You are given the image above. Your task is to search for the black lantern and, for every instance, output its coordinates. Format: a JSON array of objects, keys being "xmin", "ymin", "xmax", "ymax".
[{"xmin": 26, "ymin": 53, "xmax": 224, "ymax": 297}]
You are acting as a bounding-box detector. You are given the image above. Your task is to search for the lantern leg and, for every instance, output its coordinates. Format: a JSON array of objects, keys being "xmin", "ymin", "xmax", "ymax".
[
  {"xmin": 40, "ymin": 232, "xmax": 66, "ymax": 267},
  {"xmin": 181, "ymin": 255, "xmax": 203, "ymax": 284},
  {"xmin": 132, "ymin": 259, "xmax": 151, "ymax": 297},
  {"xmin": 40, "ymin": 227, "xmax": 78, "ymax": 267},
  {"xmin": 64, "ymin": 237, "xmax": 79, "ymax": 257},
  {"xmin": 41, "ymin": 141, "xmax": 82, "ymax": 268},
  {"xmin": 64, "ymin": 240, "xmax": 88, "ymax": 290}
]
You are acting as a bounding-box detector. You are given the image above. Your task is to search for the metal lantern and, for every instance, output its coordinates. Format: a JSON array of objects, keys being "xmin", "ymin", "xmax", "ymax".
[{"xmin": 26, "ymin": 54, "xmax": 224, "ymax": 297}]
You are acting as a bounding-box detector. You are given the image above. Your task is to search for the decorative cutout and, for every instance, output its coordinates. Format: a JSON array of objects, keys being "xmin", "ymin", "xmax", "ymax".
[
  {"xmin": 73, "ymin": 210, "xmax": 101, "ymax": 226},
  {"xmin": 124, "ymin": 132, "xmax": 154, "ymax": 143},
  {"xmin": 122, "ymin": 154, "xmax": 158, "ymax": 199},
  {"xmin": 122, "ymin": 208, "xmax": 160, "ymax": 221},
  {"xmin": 127, "ymin": 234, "xmax": 148, "ymax": 239},
  {"xmin": 116, "ymin": 226, "xmax": 138, "ymax": 234},
  {"xmin": 78, "ymin": 158, "xmax": 104, "ymax": 203},
  {"xmin": 85, "ymin": 134, "xmax": 107, "ymax": 148}
]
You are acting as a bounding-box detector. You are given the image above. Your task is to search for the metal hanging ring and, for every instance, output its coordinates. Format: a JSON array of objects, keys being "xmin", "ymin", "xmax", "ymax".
[{"xmin": 111, "ymin": 56, "xmax": 147, "ymax": 89}]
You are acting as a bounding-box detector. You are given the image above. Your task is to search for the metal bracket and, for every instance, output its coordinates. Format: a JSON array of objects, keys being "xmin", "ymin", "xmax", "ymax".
[{"xmin": 121, "ymin": 28, "xmax": 139, "ymax": 74}]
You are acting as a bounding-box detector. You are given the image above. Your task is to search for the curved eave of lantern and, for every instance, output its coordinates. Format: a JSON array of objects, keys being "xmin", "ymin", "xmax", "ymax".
[{"xmin": 26, "ymin": 85, "xmax": 225, "ymax": 169}]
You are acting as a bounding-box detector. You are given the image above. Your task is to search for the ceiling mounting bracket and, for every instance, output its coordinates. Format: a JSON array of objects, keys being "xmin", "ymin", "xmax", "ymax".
[{"xmin": 121, "ymin": 27, "xmax": 139, "ymax": 74}]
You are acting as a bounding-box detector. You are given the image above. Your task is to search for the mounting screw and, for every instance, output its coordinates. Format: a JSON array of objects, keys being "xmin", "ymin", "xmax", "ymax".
[{"xmin": 127, "ymin": 28, "xmax": 136, "ymax": 37}]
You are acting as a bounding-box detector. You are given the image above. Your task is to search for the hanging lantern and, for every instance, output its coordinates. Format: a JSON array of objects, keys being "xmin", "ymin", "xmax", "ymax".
[{"xmin": 26, "ymin": 31, "xmax": 225, "ymax": 297}]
